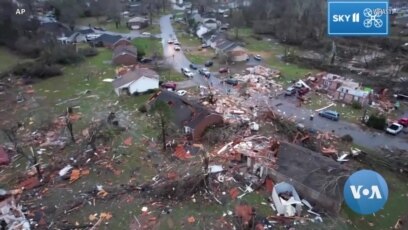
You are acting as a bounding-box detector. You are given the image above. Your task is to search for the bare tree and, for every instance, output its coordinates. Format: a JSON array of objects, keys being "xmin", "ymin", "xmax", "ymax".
[
  {"xmin": 2, "ymin": 127, "xmax": 42, "ymax": 180},
  {"xmin": 151, "ymin": 100, "xmax": 173, "ymax": 150}
]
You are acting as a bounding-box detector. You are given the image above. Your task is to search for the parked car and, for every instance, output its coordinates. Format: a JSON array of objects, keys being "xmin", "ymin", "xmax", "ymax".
[
  {"xmin": 86, "ymin": 33, "xmax": 101, "ymax": 41},
  {"xmin": 219, "ymin": 67, "xmax": 229, "ymax": 73},
  {"xmin": 204, "ymin": 60, "xmax": 213, "ymax": 67},
  {"xmin": 285, "ymin": 86, "xmax": 296, "ymax": 96},
  {"xmin": 398, "ymin": 117, "xmax": 408, "ymax": 127},
  {"xmin": 177, "ymin": 90, "xmax": 187, "ymax": 96},
  {"xmin": 140, "ymin": 58, "xmax": 153, "ymax": 63},
  {"xmin": 93, "ymin": 26, "xmax": 105, "ymax": 31},
  {"xmin": 174, "ymin": 45, "xmax": 181, "ymax": 51},
  {"xmin": 167, "ymin": 39, "xmax": 174, "ymax": 44},
  {"xmin": 174, "ymin": 40, "xmax": 180, "ymax": 46},
  {"xmin": 297, "ymin": 87, "xmax": 310, "ymax": 96},
  {"xmin": 181, "ymin": 68, "xmax": 194, "ymax": 78},
  {"xmin": 225, "ymin": 79, "xmax": 238, "ymax": 86},
  {"xmin": 254, "ymin": 54, "xmax": 262, "ymax": 61},
  {"xmin": 386, "ymin": 123, "xmax": 404, "ymax": 135},
  {"xmin": 199, "ymin": 68, "xmax": 211, "ymax": 78},
  {"xmin": 161, "ymin": 82, "xmax": 177, "ymax": 91},
  {"xmin": 318, "ymin": 110, "xmax": 340, "ymax": 121},
  {"xmin": 201, "ymin": 43, "xmax": 210, "ymax": 48},
  {"xmin": 189, "ymin": 64, "xmax": 198, "ymax": 70}
]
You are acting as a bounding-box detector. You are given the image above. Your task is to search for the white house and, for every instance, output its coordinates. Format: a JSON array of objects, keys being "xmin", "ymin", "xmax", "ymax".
[{"xmin": 113, "ymin": 67, "xmax": 159, "ymax": 95}]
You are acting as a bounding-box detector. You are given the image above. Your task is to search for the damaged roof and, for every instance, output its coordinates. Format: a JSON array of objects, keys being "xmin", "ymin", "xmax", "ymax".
[
  {"xmin": 113, "ymin": 45, "xmax": 137, "ymax": 59},
  {"xmin": 113, "ymin": 67, "xmax": 159, "ymax": 89},
  {"xmin": 275, "ymin": 142, "xmax": 349, "ymax": 200},
  {"xmin": 148, "ymin": 90, "xmax": 220, "ymax": 130}
]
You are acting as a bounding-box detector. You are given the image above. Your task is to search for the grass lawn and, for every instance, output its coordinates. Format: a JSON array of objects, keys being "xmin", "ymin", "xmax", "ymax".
[
  {"xmin": 0, "ymin": 47, "xmax": 31, "ymax": 74},
  {"xmin": 229, "ymin": 27, "xmax": 316, "ymax": 84},
  {"xmin": 140, "ymin": 23, "xmax": 161, "ymax": 34},
  {"xmin": 305, "ymin": 92, "xmax": 370, "ymax": 123},
  {"xmin": 132, "ymin": 38, "xmax": 163, "ymax": 57},
  {"xmin": 157, "ymin": 68, "xmax": 184, "ymax": 82},
  {"xmin": 77, "ymin": 17, "xmax": 129, "ymax": 33}
]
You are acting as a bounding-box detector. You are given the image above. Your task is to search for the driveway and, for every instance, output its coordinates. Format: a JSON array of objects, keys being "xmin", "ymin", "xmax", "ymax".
[{"xmin": 159, "ymin": 15, "xmax": 408, "ymax": 151}]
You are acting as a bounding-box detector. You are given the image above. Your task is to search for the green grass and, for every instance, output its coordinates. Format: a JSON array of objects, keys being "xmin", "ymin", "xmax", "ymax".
[
  {"xmin": 228, "ymin": 27, "xmax": 315, "ymax": 83},
  {"xmin": 140, "ymin": 23, "xmax": 161, "ymax": 34},
  {"xmin": 132, "ymin": 38, "xmax": 163, "ymax": 57},
  {"xmin": 157, "ymin": 69, "xmax": 184, "ymax": 82},
  {"xmin": 77, "ymin": 17, "xmax": 129, "ymax": 33},
  {"xmin": 305, "ymin": 93, "xmax": 368, "ymax": 123},
  {"xmin": 0, "ymin": 47, "xmax": 30, "ymax": 73}
]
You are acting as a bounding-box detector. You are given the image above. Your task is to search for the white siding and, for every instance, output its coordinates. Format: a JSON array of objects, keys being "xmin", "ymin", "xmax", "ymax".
[{"xmin": 128, "ymin": 76, "xmax": 159, "ymax": 94}]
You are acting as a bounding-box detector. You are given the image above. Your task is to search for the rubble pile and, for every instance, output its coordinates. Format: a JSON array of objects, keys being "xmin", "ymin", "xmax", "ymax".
[
  {"xmin": 246, "ymin": 65, "xmax": 281, "ymax": 78},
  {"xmin": 0, "ymin": 189, "xmax": 30, "ymax": 230}
]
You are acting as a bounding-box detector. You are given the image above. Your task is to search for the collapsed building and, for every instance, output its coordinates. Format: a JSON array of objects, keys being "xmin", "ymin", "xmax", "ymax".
[{"xmin": 146, "ymin": 90, "xmax": 223, "ymax": 142}]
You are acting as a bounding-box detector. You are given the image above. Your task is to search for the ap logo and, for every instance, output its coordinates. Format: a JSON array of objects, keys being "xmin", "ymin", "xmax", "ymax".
[{"xmin": 344, "ymin": 170, "xmax": 388, "ymax": 215}]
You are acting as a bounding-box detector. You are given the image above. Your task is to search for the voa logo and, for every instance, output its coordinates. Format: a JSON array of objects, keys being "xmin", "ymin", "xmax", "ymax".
[{"xmin": 344, "ymin": 170, "xmax": 388, "ymax": 215}]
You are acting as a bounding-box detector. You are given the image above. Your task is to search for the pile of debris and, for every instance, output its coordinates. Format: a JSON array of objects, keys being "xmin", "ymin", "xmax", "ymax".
[
  {"xmin": 235, "ymin": 74, "xmax": 282, "ymax": 94},
  {"xmin": 246, "ymin": 65, "xmax": 281, "ymax": 78},
  {"xmin": 209, "ymin": 95, "xmax": 252, "ymax": 124},
  {"xmin": 0, "ymin": 189, "xmax": 30, "ymax": 230}
]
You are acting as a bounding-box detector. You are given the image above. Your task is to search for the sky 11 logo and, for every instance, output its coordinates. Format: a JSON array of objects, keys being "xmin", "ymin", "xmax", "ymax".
[
  {"xmin": 328, "ymin": 0, "xmax": 389, "ymax": 36},
  {"xmin": 343, "ymin": 170, "xmax": 388, "ymax": 215}
]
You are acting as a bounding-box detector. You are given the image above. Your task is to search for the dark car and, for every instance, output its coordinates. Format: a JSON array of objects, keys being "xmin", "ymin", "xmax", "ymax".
[
  {"xmin": 161, "ymin": 82, "xmax": 177, "ymax": 91},
  {"xmin": 93, "ymin": 26, "xmax": 105, "ymax": 31},
  {"xmin": 225, "ymin": 79, "xmax": 238, "ymax": 86},
  {"xmin": 201, "ymin": 44, "xmax": 211, "ymax": 49},
  {"xmin": 199, "ymin": 68, "xmax": 211, "ymax": 78},
  {"xmin": 140, "ymin": 58, "xmax": 153, "ymax": 63},
  {"xmin": 189, "ymin": 64, "xmax": 198, "ymax": 70},
  {"xmin": 204, "ymin": 61, "xmax": 213, "ymax": 67},
  {"xmin": 318, "ymin": 110, "xmax": 340, "ymax": 121},
  {"xmin": 219, "ymin": 67, "xmax": 229, "ymax": 73},
  {"xmin": 297, "ymin": 87, "xmax": 309, "ymax": 96}
]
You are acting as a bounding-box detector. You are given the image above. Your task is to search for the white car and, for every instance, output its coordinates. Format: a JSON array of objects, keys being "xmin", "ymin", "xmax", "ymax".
[
  {"xmin": 386, "ymin": 123, "xmax": 403, "ymax": 135},
  {"xmin": 174, "ymin": 40, "xmax": 180, "ymax": 46},
  {"xmin": 177, "ymin": 90, "xmax": 187, "ymax": 96},
  {"xmin": 174, "ymin": 45, "xmax": 181, "ymax": 51},
  {"xmin": 141, "ymin": 32, "xmax": 151, "ymax": 37},
  {"xmin": 181, "ymin": 68, "xmax": 194, "ymax": 78},
  {"xmin": 167, "ymin": 39, "xmax": 174, "ymax": 44},
  {"xmin": 254, "ymin": 54, "xmax": 262, "ymax": 61}
]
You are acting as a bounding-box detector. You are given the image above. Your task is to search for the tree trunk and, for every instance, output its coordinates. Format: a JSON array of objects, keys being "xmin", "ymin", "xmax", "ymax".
[{"xmin": 161, "ymin": 117, "xmax": 166, "ymax": 150}]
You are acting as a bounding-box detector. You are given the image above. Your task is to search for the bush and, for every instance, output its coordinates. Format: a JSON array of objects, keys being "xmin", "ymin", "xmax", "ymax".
[
  {"xmin": 341, "ymin": 134, "xmax": 354, "ymax": 143},
  {"xmin": 351, "ymin": 101, "xmax": 363, "ymax": 110},
  {"xmin": 366, "ymin": 114, "xmax": 387, "ymax": 130},
  {"xmin": 14, "ymin": 36, "xmax": 42, "ymax": 58},
  {"xmin": 138, "ymin": 104, "xmax": 147, "ymax": 113},
  {"xmin": 41, "ymin": 46, "xmax": 84, "ymax": 65},
  {"xmin": 12, "ymin": 62, "xmax": 62, "ymax": 79},
  {"xmin": 78, "ymin": 47, "xmax": 99, "ymax": 57}
]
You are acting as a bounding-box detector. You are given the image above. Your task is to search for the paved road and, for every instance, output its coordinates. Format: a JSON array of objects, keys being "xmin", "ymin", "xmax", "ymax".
[
  {"xmin": 159, "ymin": 14, "xmax": 408, "ymax": 151},
  {"xmin": 275, "ymin": 96, "xmax": 408, "ymax": 150},
  {"xmin": 159, "ymin": 15, "xmax": 234, "ymax": 93}
]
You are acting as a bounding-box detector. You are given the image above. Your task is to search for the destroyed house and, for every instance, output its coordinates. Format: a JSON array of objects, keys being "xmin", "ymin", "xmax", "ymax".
[
  {"xmin": 147, "ymin": 90, "xmax": 223, "ymax": 141},
  {"xmin": 268, "ymin": 142, "xmax": 350, "ymax": 215}
]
